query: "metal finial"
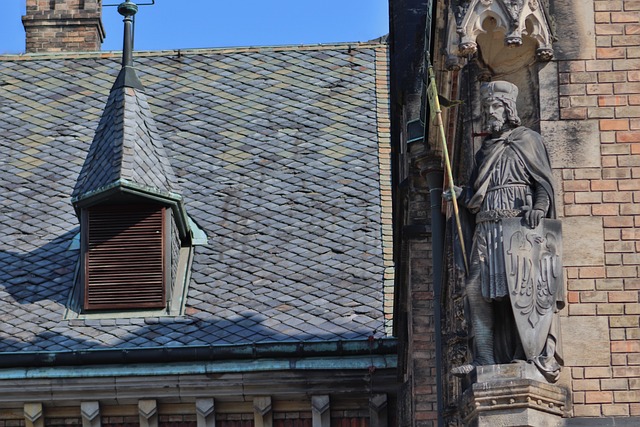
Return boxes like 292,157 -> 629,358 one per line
118,0 -> 139,18
118,1 -> 138,67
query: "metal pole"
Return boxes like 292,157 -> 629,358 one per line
426,66 -> 469,275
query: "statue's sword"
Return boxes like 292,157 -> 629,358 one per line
426,65 -> 470,275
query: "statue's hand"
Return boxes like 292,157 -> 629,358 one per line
443,185 -> 462,202
525,209 -> 544,228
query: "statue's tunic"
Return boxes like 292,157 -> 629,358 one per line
466,126 -> 556,302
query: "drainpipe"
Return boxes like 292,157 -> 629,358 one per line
423,159 -> 445,427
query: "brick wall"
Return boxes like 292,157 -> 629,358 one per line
404,158 -> 438,427
558,0 -> 640,418
22,0 -> 105,53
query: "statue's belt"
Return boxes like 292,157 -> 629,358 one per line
476,208 -> 524,223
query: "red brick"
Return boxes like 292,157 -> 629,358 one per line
611,341 -> 640,352
618,132 -> 640,142
610,291 -> 640,302
565,180 -> 591,191
560,107 -> 588,119
614,82 -> 640,93
574,379 -> 601,391
565,205 -> 591,216
599,95 -> 628,106
597,47 -> 626,58
601,71 -> 630,82
569,304 -> 598,315
593,204 -> 620,215
591,180 -> 618,191
618,179 -> 640,190
614,391 -> 640,402
586,391 -> 614,403
627,24 -> 640,34
604,405 -> 631,417
587,59 -> 613,72
614,59 -> 640,71
598,303 -> 625,314
607,266 -> 638,277
612,12 -> 640,22
574,405 -> 603,417
603,191 -> 633,202
580,267 -> 607,278
595,0 -> 623,11
568,279 -> 596,291
589,106 -> 616,118
612,35 -> 640,46
597,23 -> 625,35
587,366 -> 614,377
601,119 -> 630,130
575,192 -> 603,203
596,11 -> 612,23
604,216 -> 635,227
567,291 -> 580,303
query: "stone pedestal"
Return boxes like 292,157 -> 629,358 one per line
460,363 -> 569,427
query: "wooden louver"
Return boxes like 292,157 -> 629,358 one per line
84,205 -> 166,310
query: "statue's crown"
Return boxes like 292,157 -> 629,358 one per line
480,81 -> 518,102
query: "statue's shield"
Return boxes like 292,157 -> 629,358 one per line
502,218 -> 563,360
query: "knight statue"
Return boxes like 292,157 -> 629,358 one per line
448,80 -> 564,382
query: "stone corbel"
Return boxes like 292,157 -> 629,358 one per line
445,0 -> 554,70
81,402 -> 101,427
24,403 -> 44,427
138,399 -> 158,427
253,396 -> 273,427
369,394 -> 388,427
196,398 -> 216,427
311,395 -> 330,427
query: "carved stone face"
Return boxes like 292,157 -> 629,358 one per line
482,97 -> 507,133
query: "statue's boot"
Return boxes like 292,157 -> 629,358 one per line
468,278 -> 496,366
451,281 -> 496,377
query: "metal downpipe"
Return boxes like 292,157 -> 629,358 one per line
425,164 -> 445,427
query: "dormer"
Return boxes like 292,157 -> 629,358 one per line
70,1 -> 194,314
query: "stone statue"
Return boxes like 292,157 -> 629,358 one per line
448,81 -> 564,382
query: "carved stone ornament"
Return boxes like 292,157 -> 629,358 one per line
445,0 -> 554,69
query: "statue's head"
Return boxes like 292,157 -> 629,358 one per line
480,81 -> 521,133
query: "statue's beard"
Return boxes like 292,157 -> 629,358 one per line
485,116 -> 506,133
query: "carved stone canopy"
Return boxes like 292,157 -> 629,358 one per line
445,0 -> 554,70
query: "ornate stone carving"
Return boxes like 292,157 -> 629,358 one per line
445,0 -> 554,70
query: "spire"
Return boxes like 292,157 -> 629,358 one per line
72,0 -> 190,240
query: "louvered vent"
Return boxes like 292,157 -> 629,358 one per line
84,205 -> 166,310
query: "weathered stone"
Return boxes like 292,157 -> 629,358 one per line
562,217 -> 605,266
460,364 -> 569,427
539,62 -> 560,121
541,120 -> 601,169
550,0 -> 596,60
560,316 -> 611,367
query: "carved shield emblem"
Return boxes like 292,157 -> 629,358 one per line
502,218 -> 562,360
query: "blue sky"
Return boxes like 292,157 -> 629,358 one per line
1,0 -> 389,54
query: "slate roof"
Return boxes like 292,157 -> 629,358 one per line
0,43 -> 392,353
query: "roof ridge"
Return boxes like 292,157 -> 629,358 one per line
0,41 -> 388,62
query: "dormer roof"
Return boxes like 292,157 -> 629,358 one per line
71,75 -> 180,204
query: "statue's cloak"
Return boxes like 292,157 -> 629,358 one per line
468,126 -> 557,220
